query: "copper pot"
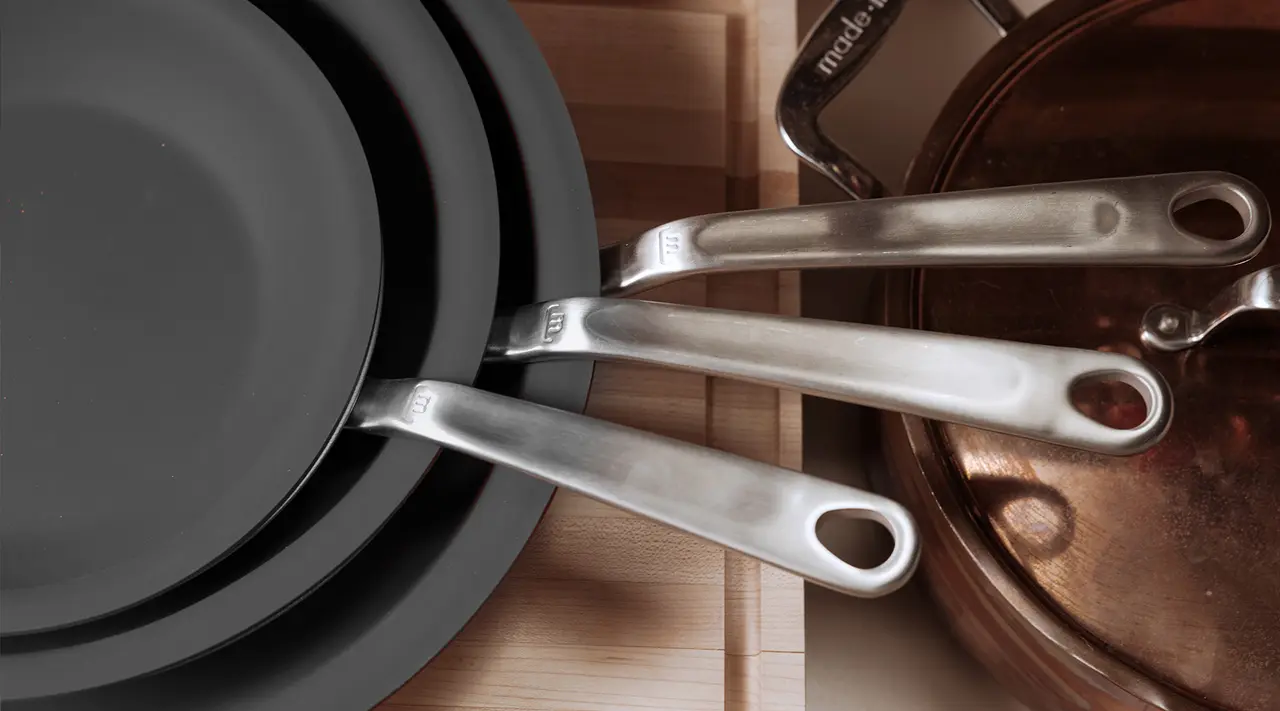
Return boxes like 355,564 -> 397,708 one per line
786,1 -> 1280,709
887,2 -> 1279,709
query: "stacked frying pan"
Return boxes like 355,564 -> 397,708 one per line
1,1 -> 1271,709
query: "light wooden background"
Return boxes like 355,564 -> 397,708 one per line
380,2 -> 804,709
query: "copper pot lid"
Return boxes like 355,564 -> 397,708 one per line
888,0 -> 1280,709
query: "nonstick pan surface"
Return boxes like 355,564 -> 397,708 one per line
0,0 -> 382,636
7,2 -> 594,708
1,0 -> 500,696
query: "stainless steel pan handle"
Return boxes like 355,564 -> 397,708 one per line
778,0 -> 1023,199
1141,265 -> 1278,351
348,379 -> 920,599
488,298 -> 1173,456
601,172 -> 1271,296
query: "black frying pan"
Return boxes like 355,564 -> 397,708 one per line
0,0 -> 385,635
2,0 -> 503,692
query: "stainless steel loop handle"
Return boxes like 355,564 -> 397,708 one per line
1141,265 -> 1279,351
777,0 -> 1023,199
488,298 -> 1174,456
349,379 -> 921,599
601,172 -> 1272,296
777,0 -> 906,199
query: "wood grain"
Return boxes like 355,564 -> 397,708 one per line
379,2 -> 802,709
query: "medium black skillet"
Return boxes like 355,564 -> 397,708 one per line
0,0 -> 386,635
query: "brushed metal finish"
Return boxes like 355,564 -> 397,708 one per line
486,297 -> 1174,456
600,172 -> 1271,297
778,0 -> 1024,199
347,379 -> 920,598
1142,265 -> 1278,351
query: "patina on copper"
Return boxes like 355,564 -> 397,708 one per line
880,1 -> 1280,710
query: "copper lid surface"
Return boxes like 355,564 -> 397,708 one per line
891,1 -> 1280,709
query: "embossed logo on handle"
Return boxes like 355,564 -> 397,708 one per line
410,384 -> 432,415
658,230 -> 682,265
542,303 -> 566,343
816,0 -> 890,77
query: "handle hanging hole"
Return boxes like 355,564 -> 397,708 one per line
816,509 -> 895,569
1171,185 -> 1249,241
1068,372 -> 1151,431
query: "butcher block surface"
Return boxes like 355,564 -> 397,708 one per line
377,1 -> 805,710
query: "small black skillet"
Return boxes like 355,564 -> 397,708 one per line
1,0 -> 501,695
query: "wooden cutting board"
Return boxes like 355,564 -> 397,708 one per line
379,2 -> 804,709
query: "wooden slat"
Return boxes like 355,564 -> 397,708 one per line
761,564 -> 805,654
512,4 -> 728,111
569,105 -> 726,168
389,643 -> 724,711
584,161 -> 728,223
517,0 -> 748,20
715,4 -> 804,711
586,362 -> 709,444
761,653 -> 806,711
509,513 -> 726,586
459,578 -> 726,650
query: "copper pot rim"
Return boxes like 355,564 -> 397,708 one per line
878,0 -> 1224,707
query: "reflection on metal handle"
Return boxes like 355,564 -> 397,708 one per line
1141,265 -> 1279,351
487,298 -> 1173,456
777,0 -> 1023,199
349,379 -> 920,598
600,172 -> 1271,296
